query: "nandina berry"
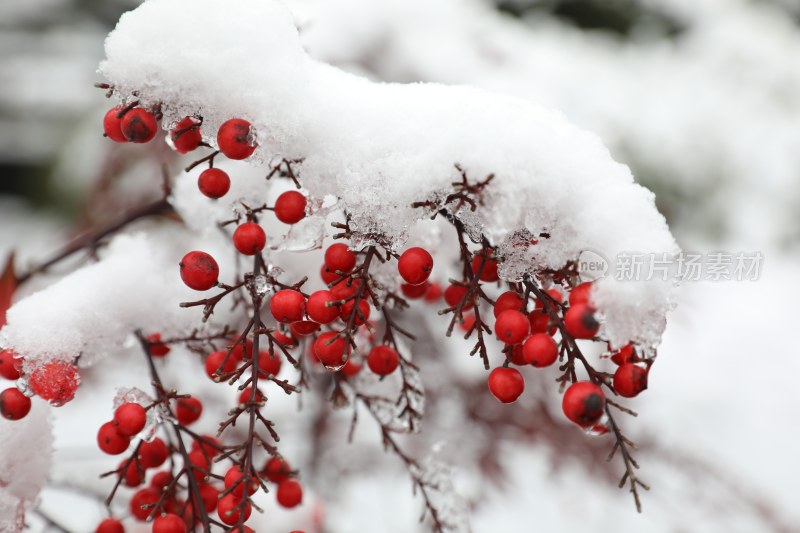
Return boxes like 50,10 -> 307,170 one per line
233,222 -> 266,255
139,437 -> 169,468
424,281 -> 443,302
340,298 -> 370,325
121,108 -> 158,143
610,343 -> 637,366
569,282 -> 593,307
320,264 -> 340,285
528,310 -> 554,335
258,350 -> 282,377
224,466 -> 258,497
0,387 -> 31,420
397,247 -> 434,285
98,421 -> 130,455
114,402 -> 147,437
508,344 -> 527,366
272,330 -> 297,348
277,479 -> 303,508
613,363 -> 649,398
205,350 -> 236,380
197,483 -> 219,511
217,118 -> 257,160
564,304 -> 599,339
494,291 -> 524,317
290,320 -> 321,337
96,518 -> 124,533
330,278 -> 360,300
28,360 -> 80,406
179,251 -> 219,291
119,459 -> 143,487
340,358 -> 361,377
313,332 -> 347,368
324,243 -> 357,274
263,456 -> 291,482
187,450 -> 210,480
495,310 -> 529,345
459,313 -> 476,332
444,283 -> 473,310
0,349 -> 21,380
522,333 -> 558,367
562,381 -> 606,426
175,397 -> 202,425
270,289 -> 306,323
217,493 -> 251,525
401,281 -> 429,299
238,386 -> 265,404
306,290 -> 340,324
146,333 -> 170,357
367,345 -> 399,376
150,471 -> 172,492
170,116 -> 202,154
130,487 -> 160,520
535,288 -> 563,309
487,367 -> 524,403
274,190 -> 307,224
152,513 -> 186,533
230,337 -> 253,362
197,168 -> 231,199
103,106 -> 127,143
471,250 -> 499,282
190,435 -> 221,458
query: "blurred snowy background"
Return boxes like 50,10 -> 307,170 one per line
1,0 -> 799,532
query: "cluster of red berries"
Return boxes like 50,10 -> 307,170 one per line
1,351 -> 81,422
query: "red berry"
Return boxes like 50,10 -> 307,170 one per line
340,298 -> 370,325
103,107 -> 127,143
270,289 -> 306,323
398,247 -> 434,285
96,518 -> 125,533
232,222 -> 266,255
564,304 -> 599,339
0,349 -> 21,380
444,284 -> 473,310
424,282 -> 443,302
313,332 -> 347,368
130,487 -> 159,521
276,479 -> 303,508
401,281 -> 428,299
610,343 -> 637,366
528,310 -> 554,335
324,243 -> 357,274
190,435 -> 221,458
224,466 -> 258,497
205,350 -> 237,381
320,264 -> 340,285
175,397 -> 202,425
119,459 -> 143,487
152,513 -> 186,533
494,310 -> 529,345
98,421 -> 130,455
471,251 -> 499,282
170,117 -> 202,154
217,493 -> 251,525
230,338 -> 253,362
290,320 -> 320,337
330,279 -> 360,301
150,471 -> 172,491
217,118 -> 257,160
139,438 -> 169,468
487,367 -> 524,403
179,251 -> 219,291
569,282 -> 593,307
197,168 -> 231,199
459,313 -> 476,332
28,360 -> 80,406
197,483 -> 219,511
238,386 -> 265,404
367,345 -> 399,376
306,290 -> 340,324
613,363 -> 648,398
272,331 -> 297,348
121,108 -> 158,144
562,381 -> 606,426
340,358 -> 361,377
187,450 -> 210,480
114,402 -> 147,437
521,334 -> 558,367
535,288 -> 563,309
274,190 -> 307,224
493,291 -> 524,317
262,456 -> 291,483
0,388 -> 31,420
146,334 -> 170,357
508,344 -> 527,366
257,350 -> 282,377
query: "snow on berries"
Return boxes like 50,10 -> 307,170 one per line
27,359 -> 80,406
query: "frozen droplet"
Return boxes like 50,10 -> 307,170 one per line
15,376 -> 33,397
254,274 -> 269,296
275,215 -> 325,252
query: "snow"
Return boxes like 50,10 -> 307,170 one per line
99,0 -> 678,348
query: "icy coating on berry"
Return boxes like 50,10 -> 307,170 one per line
98,0 -> 679,348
